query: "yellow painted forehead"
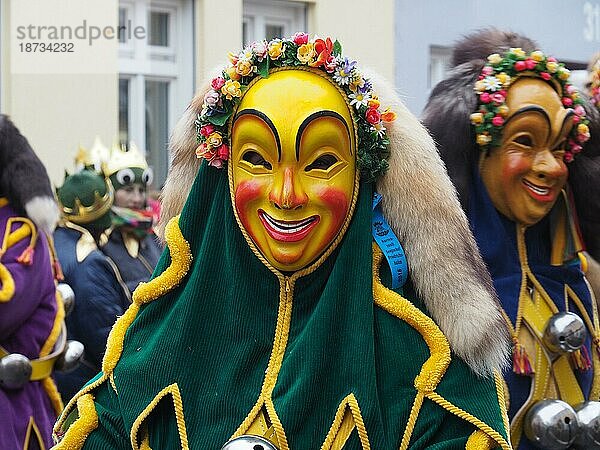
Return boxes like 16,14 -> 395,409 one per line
234,69 -> 356,151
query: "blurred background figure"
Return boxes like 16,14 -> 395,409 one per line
53,168 -> 130,403
100,142 -> 162,295
571,53 -> 600,298
422,29 -> 600,449
0,115 -> 64,449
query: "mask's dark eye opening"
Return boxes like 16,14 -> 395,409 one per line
514,135 -> 533,147
242,150 -> 272,170
305,154 -> 338,171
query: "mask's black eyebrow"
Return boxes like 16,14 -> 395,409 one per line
295,111 -> 351,161
504,106 -> 551,141
234,109 -> 281,160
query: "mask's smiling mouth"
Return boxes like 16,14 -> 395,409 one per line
258,209 -> 320,242
522,178 -> 555,201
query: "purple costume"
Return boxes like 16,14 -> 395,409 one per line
0,199 -> 61,449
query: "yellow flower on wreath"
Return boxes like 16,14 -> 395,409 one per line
221,80 -> 242,100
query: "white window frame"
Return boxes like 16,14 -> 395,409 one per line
429,45 -> 452,89
118,0 -> 193,186
243,0 -> 306,46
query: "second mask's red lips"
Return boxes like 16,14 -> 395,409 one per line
522,178 -> 556,202
258,210 -> 320,242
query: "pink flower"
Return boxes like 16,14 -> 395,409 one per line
566,84 -> 576,95
525,59 -> 537,70
499,89 -> 507,97
324,56 -> 337,73
208,158 -> 224,168
480,92 -> 491,103
540,72 -> 551,80
365,107 -> 381,125
211,77 -> 225,90
577,133 -> 589,143
200,124 -> 215,137
251,40 -> 268,60
492,115 -> 504,127
195,143 -> 208,158
204,90 -> 221,108
573,115 -> 580,124
481,66 -> 493,76
491,92 -> 505,104
571,143 -> 583,154
217,144 -> 229,160
547,56 -> 557,63
574,105 -> 586,116
562,97 -> 573,107
292,32 -> 309,45
514,61 -> 527,71
564,152 -> 574,162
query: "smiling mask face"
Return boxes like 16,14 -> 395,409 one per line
229,70 -> 357,272
479,77 -> 573,226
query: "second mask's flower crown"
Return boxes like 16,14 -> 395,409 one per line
470,48 -> 590,162
589,58 -> 600,109
194,33 -> 396,182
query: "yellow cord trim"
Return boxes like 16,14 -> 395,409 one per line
101,303 -> 141,373
321,394 -> 371,450
23,417 -> 45,450
52,394 -> 99,450
40,290 -> 65,357
465,430 -> 497,450
53,374 -> 107,439
130,383 -> 189,450
372,244 -> 451,392
494,372 -> 510,441
579,252 -> 589,273
0,262 -> 15,302
0,198 -> 8,208
102,215 -> 191,374
233,276 -> 294,449
7,223 -> 32,248
426,392 -> 511,450
400,392 -> 425,450
132,215 -> 192,305
140,431 -> 152,450
42,377 -> 64,415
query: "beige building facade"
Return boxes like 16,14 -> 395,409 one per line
0,0 -> 394,188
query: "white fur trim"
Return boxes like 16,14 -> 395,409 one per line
24,195 -> 59,234
368,69 -> 510,375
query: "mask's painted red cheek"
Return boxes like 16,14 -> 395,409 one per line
502,154 -> 531,180
317,186 -> 350,231
235,179 -> 265,222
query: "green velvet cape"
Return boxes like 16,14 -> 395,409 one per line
53,163 -> 511,450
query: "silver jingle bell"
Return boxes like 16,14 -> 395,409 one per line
56,283 -> 75,316
54,340 -> 84,372
542,312 -> 587,354
524,399 -> 579,449
221,435 -> 278,450
0,353 -> 32,389
573,401 -> 600,449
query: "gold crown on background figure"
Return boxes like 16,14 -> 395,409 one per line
104,141 -> 148,177
74,137 -> 111,172
58,180 -> 114,224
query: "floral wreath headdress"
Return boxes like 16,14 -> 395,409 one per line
470,48 -> 590,162
194,33 -> 397,182
588,57 -> 600,109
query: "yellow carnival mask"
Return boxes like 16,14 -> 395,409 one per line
229,69 -> 358,272
480,77 -> 573,226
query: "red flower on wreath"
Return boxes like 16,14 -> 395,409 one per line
365,107 -> 381,125
310,38 -> 334,68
